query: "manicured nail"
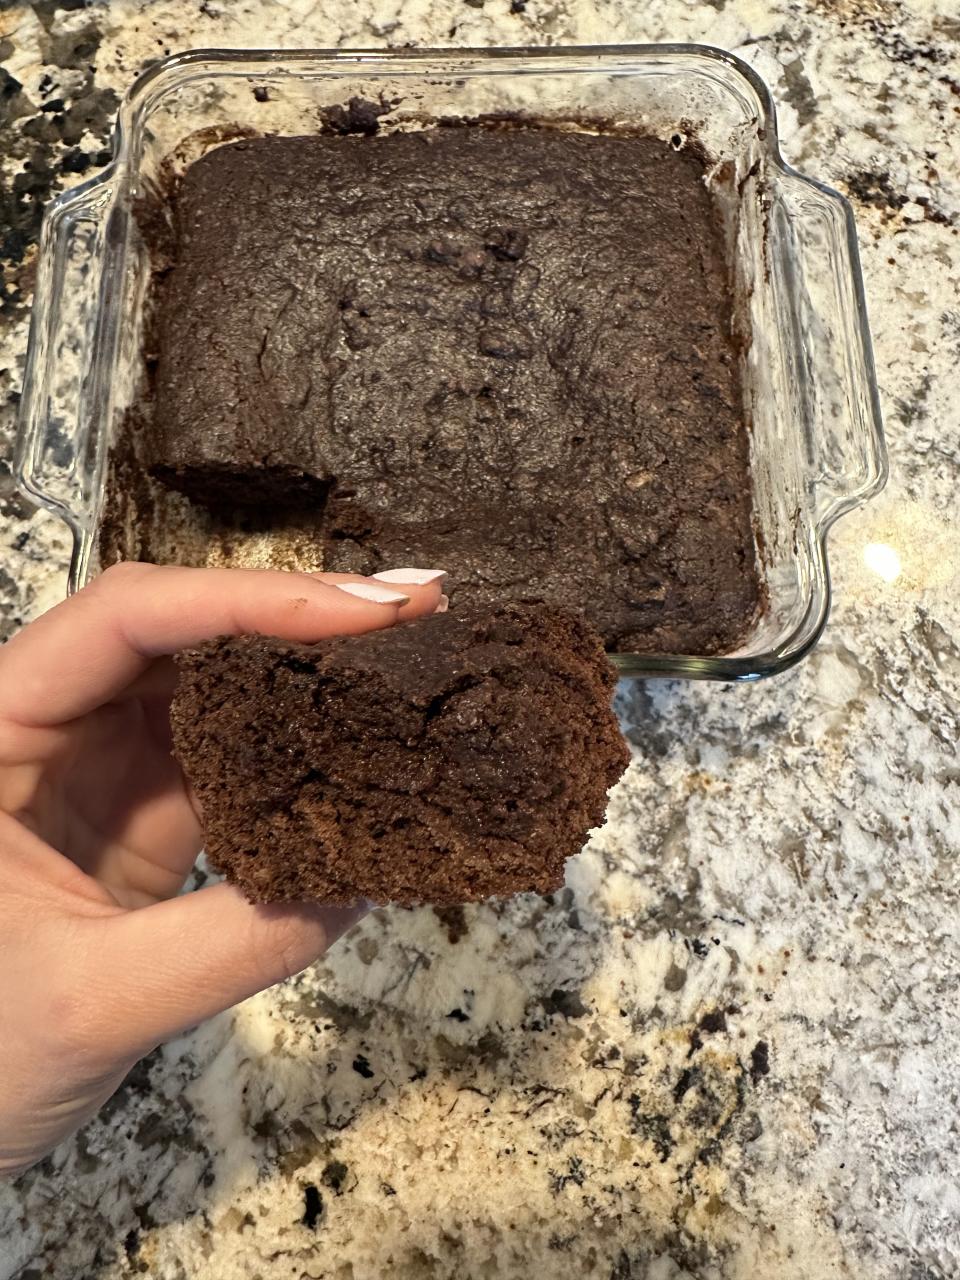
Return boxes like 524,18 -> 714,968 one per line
372,568 -> 447,586
335,582 -> 410,605
434,594 -> 450,614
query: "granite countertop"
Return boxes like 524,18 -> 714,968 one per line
1,2 -> 958,1277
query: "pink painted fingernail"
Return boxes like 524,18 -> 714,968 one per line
372,568 -> 447,586
434,594 -> 450,614
335,582 -> 410,605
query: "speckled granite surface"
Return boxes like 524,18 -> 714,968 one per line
1,2 -> 959,1278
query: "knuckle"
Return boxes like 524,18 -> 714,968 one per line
39,942 -> 116,1064
259,913 -> 319,985
46,980 -> 104,1058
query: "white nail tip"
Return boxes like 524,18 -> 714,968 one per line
371,568 -> 447,585
336,582 -> 410,605
434,595 -> 450,614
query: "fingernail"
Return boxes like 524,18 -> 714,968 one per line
434,594 -> 450,614
335,582 -> 410,605
372,568 -> 447,586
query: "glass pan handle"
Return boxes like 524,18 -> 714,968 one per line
773,174 -> 887,530
16,177 -> 116,536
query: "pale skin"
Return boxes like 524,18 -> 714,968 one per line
0,561 -> 446,1179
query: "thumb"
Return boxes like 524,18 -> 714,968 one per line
99,883 -> 367,1058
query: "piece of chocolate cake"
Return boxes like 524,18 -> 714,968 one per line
109,125 -> 760,656
170,603 -> 629,905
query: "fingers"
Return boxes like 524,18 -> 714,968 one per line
98,883 -> 368,1057
122,570 -> 448,704
0,563 -> 446,728
309,569 -> 447,622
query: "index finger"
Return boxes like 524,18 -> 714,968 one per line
0,562 -> 444,728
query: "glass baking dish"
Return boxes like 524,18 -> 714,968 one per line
15,44 -> 886,680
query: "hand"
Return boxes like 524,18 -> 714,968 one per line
0,561 -> 446,1178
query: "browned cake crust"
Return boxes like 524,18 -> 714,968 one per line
119,125 -> 759,655
170,604 -> 630,905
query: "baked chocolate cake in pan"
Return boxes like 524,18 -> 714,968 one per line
108,124 -> 760,655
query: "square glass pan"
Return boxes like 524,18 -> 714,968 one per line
16,44 -> 886,680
